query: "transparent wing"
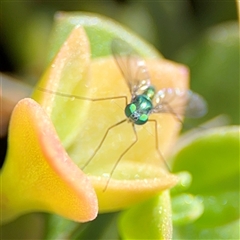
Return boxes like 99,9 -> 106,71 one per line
152,88 -> 207,118
111,38 -> 151,97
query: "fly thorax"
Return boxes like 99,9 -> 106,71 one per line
142,85 -> 156,100
125,95 -> 153,125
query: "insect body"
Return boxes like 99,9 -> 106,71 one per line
38,38 -> 207,191
125,86 -> 155,125
111,38 -> 207,122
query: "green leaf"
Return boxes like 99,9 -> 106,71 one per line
171,126 -> 239,238
172,194 -> 204,226
72,213 -> 119,240
172,126 -> 239,195
48,11 -> 161,63
118,191 -> 172,240
44,213 -> 120,240
195,191 -> 239,227
32,26 -> 92,149
173,219 -> 240,240
45,215 -> 80,240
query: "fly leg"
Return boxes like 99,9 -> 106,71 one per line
82,118 -> 128,170
148,119 -> 170,172
103,123 -> 138,192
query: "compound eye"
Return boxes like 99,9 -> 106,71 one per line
125,103 -> 136,118
135,114 -> 148,125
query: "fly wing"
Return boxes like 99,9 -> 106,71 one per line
152,88 -> 207,118
111,38 -> 150,97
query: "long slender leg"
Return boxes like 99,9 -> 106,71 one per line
148,119 -> 170,171
103,123 -> 138,192
38,86 -> 133,190
37,87 -> 128,105
82,119 -> 128,169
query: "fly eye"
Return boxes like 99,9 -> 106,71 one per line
134,114 -> 148,125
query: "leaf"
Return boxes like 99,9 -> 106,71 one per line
118,191 -> 172,240
172,193 -> 204,226
172,126 -> 239,195
47,11 -> 161,62
171,126 -> 239,238
1,98 -> 98,224
32,13 -> 191,212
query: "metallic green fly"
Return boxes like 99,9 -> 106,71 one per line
38,38 -> 207,190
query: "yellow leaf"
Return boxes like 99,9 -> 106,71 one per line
1,98 -> 98,224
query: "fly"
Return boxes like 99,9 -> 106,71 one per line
37,38 -> 207,191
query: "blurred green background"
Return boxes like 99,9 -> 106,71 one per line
1,1 -> 238,127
